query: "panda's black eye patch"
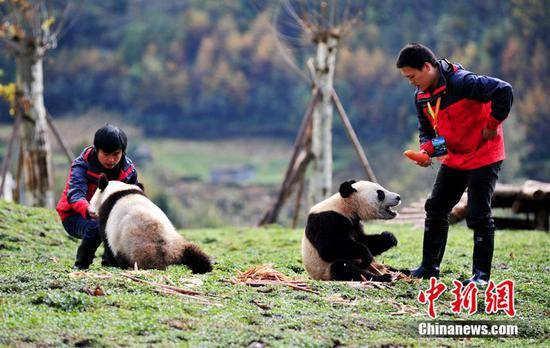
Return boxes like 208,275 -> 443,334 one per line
377,190 -> 385,201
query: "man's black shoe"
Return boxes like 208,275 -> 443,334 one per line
462,270 -> 490,287
74,238 -> 100,270
410,264 -> 440,279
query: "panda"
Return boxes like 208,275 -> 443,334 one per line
302,180 -> 402,282
89,173 -> 212,273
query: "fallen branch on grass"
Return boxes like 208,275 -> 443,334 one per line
366,261 -> 418,283
230,279 -> 319,294
229,264 -> 318,294
325,293 -> 359,305
374,298 -> 423,317
154,287 -> 219,306
234,264 -> 296,282
68,271 -> 113,279
68,270 -> 216,304
354,278 -> 392,289
121,272 -> 201,295
120,272 -> 220,306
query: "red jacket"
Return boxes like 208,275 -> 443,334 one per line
56,146 -> 137,221
415,60 -> 513,170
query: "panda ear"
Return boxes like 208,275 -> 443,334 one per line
339,180 -> 357,198
98,173 -> 109,191
136,182 -> 145,193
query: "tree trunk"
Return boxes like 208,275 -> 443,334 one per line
15,50 -> 54,208
308,35 -> 338,206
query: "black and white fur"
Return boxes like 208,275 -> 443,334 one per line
89,174 -> 212,273
302,180 -> 401,282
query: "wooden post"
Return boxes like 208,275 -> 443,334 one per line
16,51 -> 55,208
308,34 -> 338,205
0,114 -> 21,197
14,143 -> 24,203
259,148 -> 313,226
534,208 -> 549,231
262,4 -> 379,226
46,112 -> 74,163
258,90 -> 318,225
291,174 -> 306,229
331,90 -> 378,183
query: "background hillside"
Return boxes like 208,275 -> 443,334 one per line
0,0 -> 548,226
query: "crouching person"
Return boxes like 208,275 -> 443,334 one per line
56,124 -> 139,269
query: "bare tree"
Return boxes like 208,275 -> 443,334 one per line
259,0 -> 377,225
0,0 -> 72,207
281,1 -> 366,206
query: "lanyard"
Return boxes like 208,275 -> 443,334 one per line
427,97 -> 441,133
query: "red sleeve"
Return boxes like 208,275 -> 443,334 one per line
70,199 -> 89,219
420,140 -> 435,156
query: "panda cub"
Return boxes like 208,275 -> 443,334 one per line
302,180 -> 401,282
89,174 -> 212,273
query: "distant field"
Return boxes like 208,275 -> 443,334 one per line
0,123 -> 294,204
0,124 -> 298,185
142,138 -> 293,185
0,201 -> 548,346
0,122 -> 366,187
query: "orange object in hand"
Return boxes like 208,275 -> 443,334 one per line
403,150 -> 430,165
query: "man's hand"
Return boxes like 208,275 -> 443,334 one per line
404,149 -> 431,167
416,150 -> 432,167
87,206 -> 98,219
482,126 -> 497,140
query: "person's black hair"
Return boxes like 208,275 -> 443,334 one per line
93,124 -> 127,153
396,43 -> 437,70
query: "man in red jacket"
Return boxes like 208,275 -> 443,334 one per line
56,124 -> 138,269
396,43 -> 513,286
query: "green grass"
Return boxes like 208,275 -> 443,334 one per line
0,200 -> 548,347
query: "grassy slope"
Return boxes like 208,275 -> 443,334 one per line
0,200 -> 548,347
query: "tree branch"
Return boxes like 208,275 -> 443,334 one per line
270,5 -> 309,83
0,38 -> 24,52
281,0 -> 310,33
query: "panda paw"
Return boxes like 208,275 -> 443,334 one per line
381,231 -> 398,248
373,273 -> 393,282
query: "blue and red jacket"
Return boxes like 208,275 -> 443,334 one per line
56,146 -> 138,221
415,59 -> 513,170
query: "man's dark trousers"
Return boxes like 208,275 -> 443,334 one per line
417,161 -> 502,279
62,214 -> 102,269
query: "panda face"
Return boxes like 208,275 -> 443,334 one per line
351,181 -> 401,220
